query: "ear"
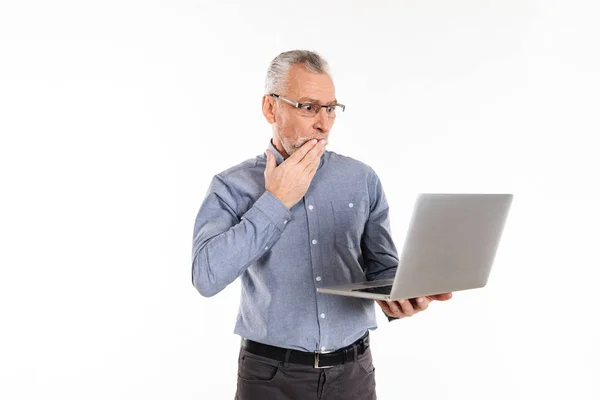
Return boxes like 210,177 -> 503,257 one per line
262,95 -> 276,124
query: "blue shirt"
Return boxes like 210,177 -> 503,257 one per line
192,140 -> 399,352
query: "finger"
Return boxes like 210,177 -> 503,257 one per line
398,299 -> 416,317
378,300 -> 403,318
288,139 -> 318,164
427,293 -> 453,302
376,300 -> 399,318
300,139 -> 327,168
387,301 -> 407,318
305,149 -> 324,178
375,300 -> 392,315
300,141 -> 325,172
302,150 -> 326,180
306,164 -> 319,181
413,297 -> 430,312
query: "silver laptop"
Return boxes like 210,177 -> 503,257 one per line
316,193 -> 513,301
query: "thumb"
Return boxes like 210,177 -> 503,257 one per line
427,293 -> 453,302
264,150 -> 276,176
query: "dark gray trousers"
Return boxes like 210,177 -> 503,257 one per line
235,345 -> 377,400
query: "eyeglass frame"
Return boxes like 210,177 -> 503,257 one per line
269,93 -> 345,117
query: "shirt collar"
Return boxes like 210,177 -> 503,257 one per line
265,139 -> 326,169
267,139 -> 285,166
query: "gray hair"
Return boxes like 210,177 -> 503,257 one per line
264,50 -> 330,95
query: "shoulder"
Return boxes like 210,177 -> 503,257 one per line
205,155 -> 265,210
326,150 -> 377,179
211,155 -> 265,187
325,151 -> 385,208
218,157 -> 261,179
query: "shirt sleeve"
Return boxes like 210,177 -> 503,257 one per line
191,174 -> 292,297
361,169 -> 399,283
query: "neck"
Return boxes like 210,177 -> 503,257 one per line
271,136 -> 290,159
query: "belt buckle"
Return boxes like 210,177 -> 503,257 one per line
314,350 -> 335,369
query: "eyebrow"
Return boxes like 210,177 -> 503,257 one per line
298,97 -> 338,105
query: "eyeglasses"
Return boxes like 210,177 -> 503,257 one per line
270,93 -> 345,118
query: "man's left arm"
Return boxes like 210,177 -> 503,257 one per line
361,169 -> 452,321
360,169 -> 400,321
361,169 -> 399,283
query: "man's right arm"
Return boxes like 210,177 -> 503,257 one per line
192,139 -> 326,297
191,174 -> 292,297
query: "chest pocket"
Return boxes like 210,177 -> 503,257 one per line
331,199 -> 368,249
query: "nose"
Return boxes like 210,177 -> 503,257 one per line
313,107 -> 332,133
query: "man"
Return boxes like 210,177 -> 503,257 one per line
191,50 -> 452,400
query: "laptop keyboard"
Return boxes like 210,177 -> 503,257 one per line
352,285 -> 393,295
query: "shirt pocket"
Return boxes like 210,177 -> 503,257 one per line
331,199 -> 368,249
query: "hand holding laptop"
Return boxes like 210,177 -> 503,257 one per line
376,292 -> 453,319
317,194 -> 513,302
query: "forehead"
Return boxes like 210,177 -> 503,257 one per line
285,64 -> 336,103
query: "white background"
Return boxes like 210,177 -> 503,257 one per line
1,1 -> 599,399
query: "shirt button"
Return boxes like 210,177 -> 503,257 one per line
349,203 -> 354,208
321,346 -> 326,352
264,246 -> 269,251
320,313 -> 326,319
308,204 -> 314,210
312,239 -> 318,245
316,276 -> 322,282
283,219 -> 288,225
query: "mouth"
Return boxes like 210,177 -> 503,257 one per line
293,137 -> 328,150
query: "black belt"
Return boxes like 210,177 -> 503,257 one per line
240,331 -> 370,369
